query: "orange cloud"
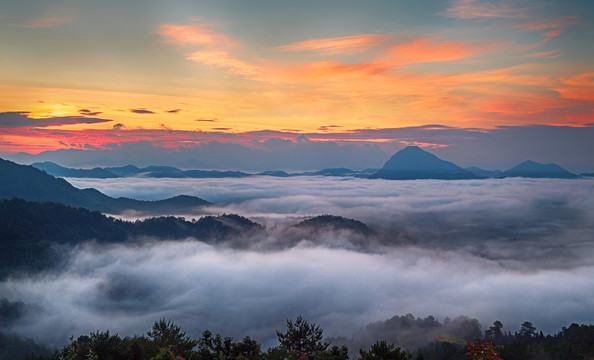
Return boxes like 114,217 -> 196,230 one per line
441,0 -> 525,19
526,50 -> 562,58
157,23 -> 235,46
276,34 -> 391,54
186,50 -> 261,76
516,16 -> 578,30
385,37 -> 489,65
556,73 -> 594,101
543,29 -> 562,42
297,60 -> 390,80
476,94 -> 565,116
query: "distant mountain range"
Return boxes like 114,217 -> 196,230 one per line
370,146 -> 581,180
17,147 -> 588,182
1,158 -> 211,214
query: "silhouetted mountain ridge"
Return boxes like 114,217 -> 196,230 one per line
0,198 -> 261,278
370,146 -> 482,180
0,158 -> 211,214
294,215 -> 374,236
500,160 -> 579,179
32,161 -> 121,178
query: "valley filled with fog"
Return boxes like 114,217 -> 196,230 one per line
3,176 -> 594,349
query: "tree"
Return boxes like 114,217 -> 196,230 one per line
232,336 -> 262,360
464,341 -> 503,360
484,321 -> 504,344
359,340 -> 410,360
518,321 -> 536,341
276,316 -> 329,358
147,319 -> 197,357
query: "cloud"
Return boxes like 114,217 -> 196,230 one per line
276,34 -> 392,55
3,178 -> 594,349
166,109 -> 182,114
158,21 -> 259,77
516,16 -> 578,31
555,73 -> 594,102
186,50 -> 261,76
79,109 -> 103,116
158,23 -> 236,47
318,125 -> 342,132
440,0 -> 527,19
113,123 -> 124,130
130,108 -> 155,114
0,112 -> 111,128
526,50 -> 562,58
385,37 -> 491,65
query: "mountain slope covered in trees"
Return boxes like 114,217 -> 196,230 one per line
0,158 -> 211,214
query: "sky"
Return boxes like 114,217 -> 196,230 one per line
1,0 -> 593,169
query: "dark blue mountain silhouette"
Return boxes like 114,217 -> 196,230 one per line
104,164 -> 142,176
501,161 -> 579,179
32,161 -> 120,178
0,158 -> 211,214
465,166 -> 503,178
257,170 -> 291,177
370,146 -> 482,180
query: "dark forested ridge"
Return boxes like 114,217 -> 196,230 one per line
0,198 -> 384,278
0,199 -> 261,278
2,315 -> 594,360
0,158 -> 211,214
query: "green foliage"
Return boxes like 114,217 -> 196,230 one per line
276,316 -> 329,358
6,313 -> 594,360
147,319 -> 197,358
150,347 -> 184,360
359,340 -> 410,360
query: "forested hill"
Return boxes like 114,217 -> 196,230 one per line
2,315 -> 594,360
0,198 -> 261,279
0,158 -> 211,214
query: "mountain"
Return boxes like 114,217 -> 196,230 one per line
500,161 -> 579,179
32,161 -> 121,178
465,166 -> 503,178
581,172 -> 594,177
0,198 -> 260,278
370,146 -> 482,180
104,164 -> 142,176
0,158 -> 211,214
312,168 -> 357,176
257,170 -> 291,177
279,214 -> 379,250
294,215 -> 375,236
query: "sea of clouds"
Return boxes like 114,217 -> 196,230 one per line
3,177 -> 594,349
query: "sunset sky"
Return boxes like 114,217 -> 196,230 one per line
1,0 -> 593,161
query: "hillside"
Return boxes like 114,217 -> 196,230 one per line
0,198 -> 261,278
0,158 -> 211,214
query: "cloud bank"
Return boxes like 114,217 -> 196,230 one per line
2,177 -> 594,350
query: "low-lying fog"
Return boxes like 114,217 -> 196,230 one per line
3,177 -> 594,349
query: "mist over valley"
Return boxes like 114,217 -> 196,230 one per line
3,173 -> 594,354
